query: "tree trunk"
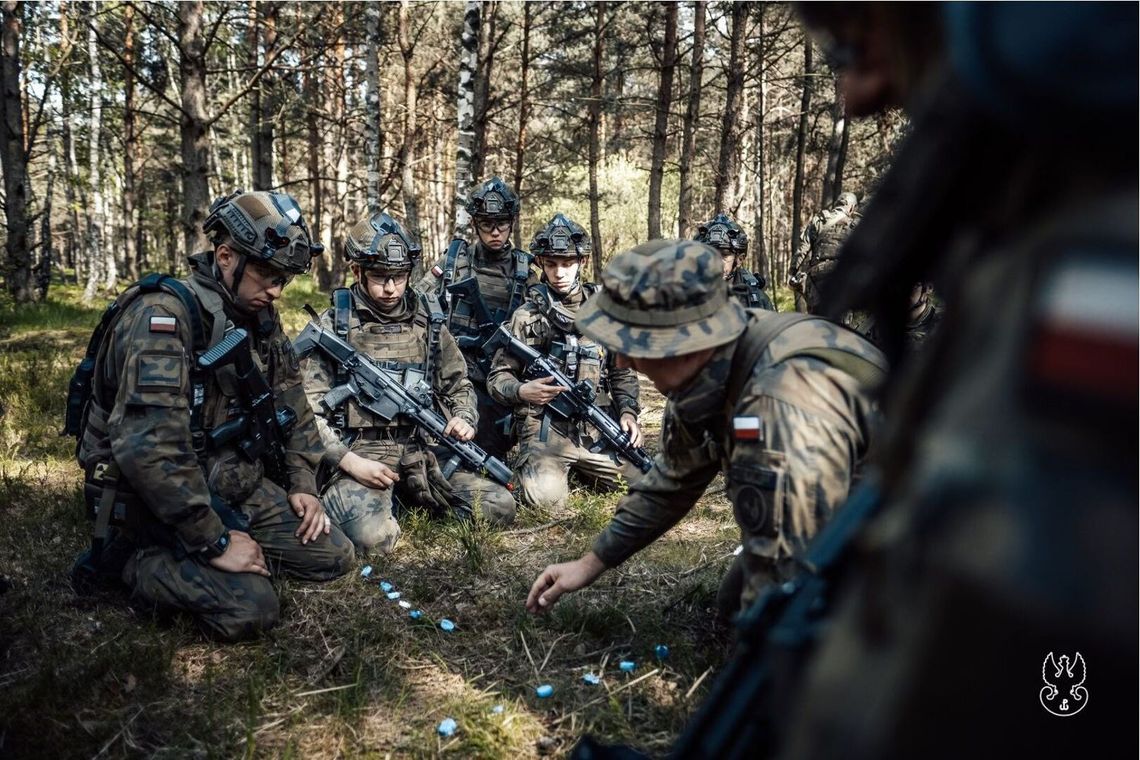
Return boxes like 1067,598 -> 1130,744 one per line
179,0 -> 210,258
676,0 -> 705,239
511,1 -> 531,250
471,0 -> 497,181
752,4 -> 767,281
790,37 -> 813,262
588,1 -> 605,280
646,1 -> 677,239
304,24 -> 329,289
0,0 -> 31,301
249,0 -> 277,191
58,0 -> 78,278
364,1 -> 381,214
455,0 -> 479,234
38,159 -> 54,299
820,74 -> 846,208
833,104 -> 850,203
320,1 -> 346,288
122,2 -> 139,280
82,4 -> 106,301
714,1 -> 747,213
397,1 -> 420,243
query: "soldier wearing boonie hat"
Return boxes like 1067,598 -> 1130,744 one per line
526,239 -> 888,617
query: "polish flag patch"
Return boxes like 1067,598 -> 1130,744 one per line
431,265 -> 444,278
733,416 -> 762,441
149,316 -> 178,333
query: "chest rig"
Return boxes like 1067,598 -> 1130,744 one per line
328,288 -> 444,432
730,268 -> 768,309
442,241 -> 532,348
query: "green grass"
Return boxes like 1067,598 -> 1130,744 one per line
0,281 -> 738,759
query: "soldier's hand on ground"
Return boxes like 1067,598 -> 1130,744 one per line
443,416 -> 475,442
289,492 -> 331,545
519,376 -> 569,405
620,412 -> 643,448
341,451 -> 400,489
208,530 -> 271,577
526,552 -> 607,614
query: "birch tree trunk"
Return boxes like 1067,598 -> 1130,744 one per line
588,1 -> 605,280
454,0 -> 479,234
472,1 -> 498,181
511,1 -> 532,250
122,2 -> 139,279
677,0 -> 705,239
790,37 -> 813,261
364,1 -> 381,214
820,75 -> 846,207
714,1 -> 747,213
0,0 -> 32,301
646,1 -> 677,239
303,23 -> 329,289
752,5 -> 768,282
397,0 -> 420,242
82,5 -> 106,301
321,1 -> 346,287
179,0 -> 210,258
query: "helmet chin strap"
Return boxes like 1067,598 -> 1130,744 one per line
213,249 -> 252,310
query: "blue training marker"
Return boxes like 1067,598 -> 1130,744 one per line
360,565 -> 373,578
582,673 -> 601,685
386,591 -> 401,601
380,581 -> 394,593
655,644 -> 670,661
619,660 -> 636,673
439,619 -> 456,632
535,684 -> 554,698
409,610 -> 423,620
437,717 -> 457,737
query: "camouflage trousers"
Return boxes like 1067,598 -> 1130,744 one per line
515,425 -> 645,512
717,360 -> 866,617
472,381 -> 515,461
122,478 -> 355,642
321,437 -> 516,555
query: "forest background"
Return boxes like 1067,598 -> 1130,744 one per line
0,2 -> 907,757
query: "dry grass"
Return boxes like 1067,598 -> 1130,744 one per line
0,280 -> 740,758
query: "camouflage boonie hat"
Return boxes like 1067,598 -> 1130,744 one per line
576,239 -> 747,358
344,211 -> 421,272
204,190 -> 323,274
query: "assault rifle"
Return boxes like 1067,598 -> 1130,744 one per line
447,275 -> 511,365
292,317 -> 514,488
496,325 -> 654,474
199,328 -> 296,490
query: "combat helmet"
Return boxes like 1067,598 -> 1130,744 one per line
465,176 -> 521,221
530,213 -> 592,259
204,190 -> 323,276
576,240 -> 747,358
694,212 -> 749,254
344,212 -> 421,272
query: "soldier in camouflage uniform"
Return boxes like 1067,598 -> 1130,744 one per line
415,177 -> 538,460
302,213 -> 516,555
76,190 -> 354,641
790,192 -> 859,314
695,212 -> 777,312
525,240 -> 886,616
846,282 -> 944,353
486,214 -> 644,512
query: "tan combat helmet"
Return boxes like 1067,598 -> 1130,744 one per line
576,239 -> 747,358
203,190 -> 323,275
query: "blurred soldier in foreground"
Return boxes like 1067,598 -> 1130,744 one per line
486,214 -> 644,512
695,212 -> 777,312
416,177 -> 538,460
302,213 -> 515,555
847,281 -> 943,353
789,192 -> 859,314
72,191 -> 354,641
768,3 -> 1138,757
525,240 -> 885,617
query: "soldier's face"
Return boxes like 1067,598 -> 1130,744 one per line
475,219 -> 512,251
539,256 -> 583,295
720,252 -> 737,279
360,267 -> 409,308
615,348 -> 716,396
217,244 -> 289,312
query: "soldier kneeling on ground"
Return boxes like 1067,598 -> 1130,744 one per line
302,212 -> 515,556
69,190 -> 354,642
525,240 -> 885,619
486,214 -> 645,513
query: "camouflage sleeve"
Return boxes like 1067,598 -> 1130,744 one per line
412,255 -> 445,296
299,309 -> 349,468
271,319 -> 322,497
106,294 -> 223,554
591,404 -> 720,567
435,326 -> 477,426
485,305 -> 541,406
607,357 -> 641,417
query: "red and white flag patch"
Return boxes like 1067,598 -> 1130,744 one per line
149,316 -> 178,333
733,416 -> 762,441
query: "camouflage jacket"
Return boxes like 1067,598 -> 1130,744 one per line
591,311 -> 885,567
415,240 -> 538,382
728,266 -> 777,311
486,283 -> 640,441
792,207 -> 859,278
77,252 -> 324,554
301,285 -> 476,467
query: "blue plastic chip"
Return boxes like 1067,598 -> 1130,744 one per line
535,684 -> 554,698
619,660 -> 636,673
386,591 -> 401,600
360,565 -> 373,578
380,581 -> 394,593
655,644 -> 670,661
582,673 -> 601,685
409,610 -> 422,620
490,704 -> 505,715
439,619 -> 456,632
437,717 -> 457,737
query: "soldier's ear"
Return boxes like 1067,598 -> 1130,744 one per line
215,243 -> 236,272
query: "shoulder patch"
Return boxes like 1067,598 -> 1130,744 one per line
136,351 -> 184,390
733,416 -> 762,442
149,315 -> 178,333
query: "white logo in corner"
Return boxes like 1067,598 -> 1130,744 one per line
1040,652 -> 1088,717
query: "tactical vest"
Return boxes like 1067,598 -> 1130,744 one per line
441,240 -> 532,343
729,267 -> 776,311
806,210 -> 858,281
327,287 -> 442,432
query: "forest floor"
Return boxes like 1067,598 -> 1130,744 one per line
0,278 -> 743,759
